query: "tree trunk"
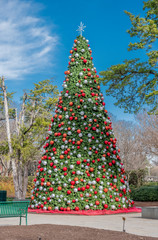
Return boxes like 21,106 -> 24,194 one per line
15,108 -> 20,135
13,164 -> 28,200
13,165 -> 23,199
1,77 -> 29,200
1,76 -> 13,176
18,161 -> 23,199
127,171 -> 130,183
1,76 -> 13,156
1,76 -> 21,199
0,158 -> 8,176
22,164 -> 28,199
13,163 -> 20,199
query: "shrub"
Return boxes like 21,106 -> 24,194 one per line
144,182 -> 158,186
0,177 -> 14,197
128,169 -> 147,188
130,186 -> 158,201
0,176 -> 34,198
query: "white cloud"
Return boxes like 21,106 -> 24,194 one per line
0,0 -> 58,80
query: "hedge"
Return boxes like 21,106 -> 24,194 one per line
130,186 -> 158,201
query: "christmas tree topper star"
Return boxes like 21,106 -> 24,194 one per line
76,22 -> 86,37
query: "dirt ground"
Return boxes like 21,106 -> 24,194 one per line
0,224 -> 157,240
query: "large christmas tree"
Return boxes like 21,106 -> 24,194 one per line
30,27 -> 134,212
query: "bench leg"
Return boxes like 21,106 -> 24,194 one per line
19,216 -> 21,225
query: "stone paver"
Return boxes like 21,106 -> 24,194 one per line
0,212 -> 158,238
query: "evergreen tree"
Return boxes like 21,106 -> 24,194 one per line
30,35 -> 134,211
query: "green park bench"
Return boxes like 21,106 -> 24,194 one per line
0,201 -> 30,225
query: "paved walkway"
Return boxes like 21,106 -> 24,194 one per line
0,212 -> 158,238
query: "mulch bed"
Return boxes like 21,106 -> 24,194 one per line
0,224 -> 157,240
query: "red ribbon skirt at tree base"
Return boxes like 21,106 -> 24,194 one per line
28,207 -> 141,215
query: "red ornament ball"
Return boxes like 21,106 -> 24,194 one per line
95,201 -> 100,205
104,204 -> 108,209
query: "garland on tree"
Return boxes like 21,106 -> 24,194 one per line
30,35 -> 134,212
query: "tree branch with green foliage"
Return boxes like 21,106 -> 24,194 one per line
0,78 -> 59,199
100,0 -> 158,114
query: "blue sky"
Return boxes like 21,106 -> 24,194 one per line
0,0 -> 145,121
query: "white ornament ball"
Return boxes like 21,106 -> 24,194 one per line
85,205 -> 89,210
79,72 -> 83,76
111,205 -> 115,210
70,165 -> 74,169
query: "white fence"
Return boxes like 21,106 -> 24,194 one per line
145,176 -> 158,182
